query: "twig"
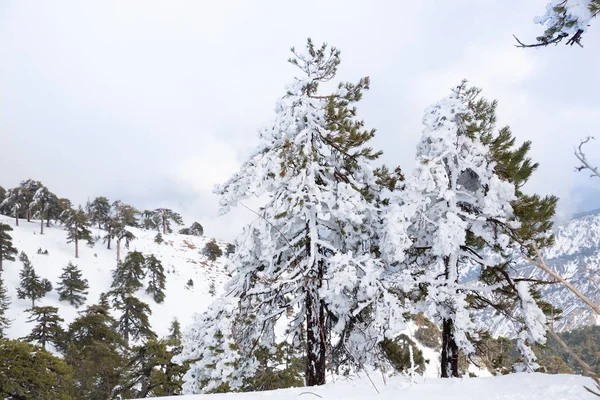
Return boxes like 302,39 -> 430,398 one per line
298,392 -> 323,398
575,137 -> 600,178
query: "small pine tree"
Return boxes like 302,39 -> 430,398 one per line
145,255 -> 166,304
168,318 -> 182,345
154,232 -> 164,244
0,223 -> 18,271
57,262 -> 89,308
110,251 -> 145,295
0,277 -> 11,337
225,243 -> 235,257
64,206 -> 93,258
208,281 -> 216,297
189,222 -> 204,236
186,279 -> 193,289
16,252 -> 49,307
202,239 -> 222,261
22,306 -> 64,350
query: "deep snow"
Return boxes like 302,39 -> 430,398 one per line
145,373 -> 595,400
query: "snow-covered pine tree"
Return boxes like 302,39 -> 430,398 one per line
518,0 -> 599,47
30,186 -> 55,235
110,251 -> 145,295
17,252 -> 51,307
63,206 -> 92,258
383,83 -> 555,378
19,179 -> 43,223
1,187 -> 27,226
0,276 -> 10,337
155,208 -> 183,234
57,262 -> 89,308
106,201 -> 137,261
177,40 -> 406,392
22,306 -> 65,350
141,209 -> 161,231
0,223 -> 18,272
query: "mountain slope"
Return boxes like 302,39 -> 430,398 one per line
0,214 -> 230,342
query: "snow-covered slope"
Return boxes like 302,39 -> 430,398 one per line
0,214 -> 230,341
145,373 -> 594,400
488,211 -> 600,335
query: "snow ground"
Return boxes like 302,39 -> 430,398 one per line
146,373 -> 595,400
0,214 -> 230,342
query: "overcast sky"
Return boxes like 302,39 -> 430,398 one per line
1,1 -> 599,241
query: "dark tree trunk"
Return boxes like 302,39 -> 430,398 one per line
15,215 -> 18,227
26,208 -> 31,222
75,224 -> 79,258
0,254 -> 3,272
46,216 -> 50,228
40,217 -> 44,235
441,318 -> 460,377
304,221 -> 326,386
440,255 -> 460,378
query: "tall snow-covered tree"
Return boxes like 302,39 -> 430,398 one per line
30,186 -> 55,235
86,196 -> 111,229
57,262 -> 89,308
383,83 -> 556,378
0,223 -> 17,272
0,276 -> 10,337
105,201 -> 137,260
19,179 -> 42,222
517,0 -> 599,47
63,206 -> 92,258
1,187 -> 27,226
17,252 -> 51,307
145,254 -> 166,304
177,40 -> 406,392
22,306 -> 64,350
155,208 -> 183,234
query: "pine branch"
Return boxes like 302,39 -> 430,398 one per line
575,136 -> 600,178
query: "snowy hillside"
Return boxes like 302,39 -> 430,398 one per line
0,214 -> 230,341
489,210 -> 600,335
145,373 -> 594,400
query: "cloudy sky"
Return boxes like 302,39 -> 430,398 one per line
1,1 -> 599,241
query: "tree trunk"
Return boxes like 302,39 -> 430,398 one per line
440,255 -> 460,378
15,214 -> 18,227
26,208 -> 31,222
162,211 -> 167,235
441,318 -> 460,377
46,216 -> 50,228
0,255 -> 3,272
117,238 -> 121,262
304,221 -> 326,386
40,216 -> 44,235
75,225 -> 79,258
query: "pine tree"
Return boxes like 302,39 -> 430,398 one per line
141,209 -> 160,230
30,185 -> 55,235
111,251 -> 145,295
17,252 -> 50,307
201,239 -> 222,261
154,232 -> 164,244
86,196 -> 111,229
383,82 -> 556,377
63,299 -> 127,399
0,186 -> 5,211
178,40 -> 406,392
57,262 -> 89,308
517,0 -> 599,47
180,221 -> 204,236
1,187 -> 27,226
113,293 -> 156,344
0,276 -> 11,337
155,208 -> 183,234
168,318 -> 182,345
63,206 -> 92,258
121,339 -> 187,398
0,223 -> 17,272
19,179 -> 43,223
145,254 -> 166,304
0,338 -> 75,399
22,306 -> 64,349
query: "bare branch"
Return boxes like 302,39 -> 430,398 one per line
575,136 -> 600,178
